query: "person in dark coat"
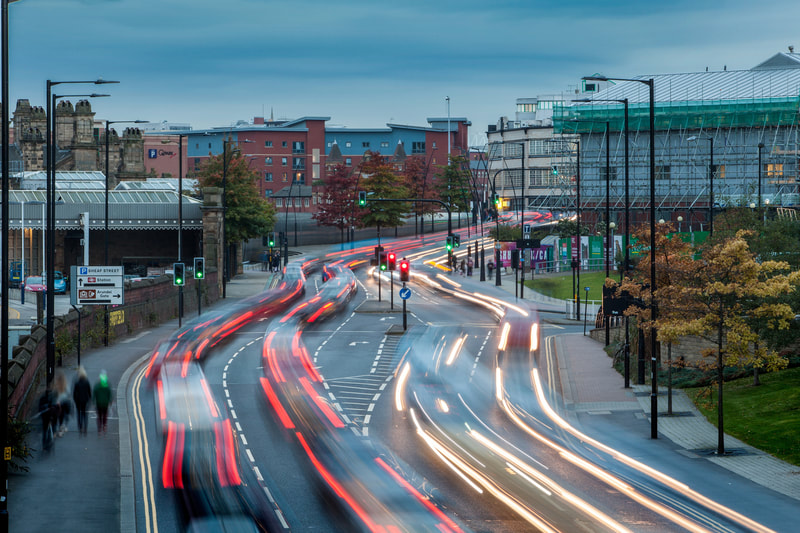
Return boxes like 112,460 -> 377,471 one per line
38,385 -> 58,451
72,366 -> 92,435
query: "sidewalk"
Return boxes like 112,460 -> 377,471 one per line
8,269 -> 275,533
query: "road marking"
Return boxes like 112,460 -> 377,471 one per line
121,331 -> 150,343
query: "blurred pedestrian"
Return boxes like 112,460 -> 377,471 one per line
72,366 -> 92,436
467,257 -> 474,276
37,385 -> 58,452
93,370 -> 113,435
487,260 -> 494,278
54,370 -> 71,437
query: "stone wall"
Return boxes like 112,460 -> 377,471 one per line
591,325 -> 719,364
9,269 -> 221,419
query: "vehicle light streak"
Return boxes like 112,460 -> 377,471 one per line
157,380 -> 166,421
395,362 -> 411,412
200,378 -> 220,418
444,335 -> 466,366
526,369 -> 777,533
505,462 -> 551,496
259,377 -> 295,429
530,323 -> 539,351
299,376 -> 345,428
435,274 -> 462,288
470,429 -> 632,532
497,323 -> 511,351
374,457 -> 463,533
194,338 -> 210,360
294,431 -> 385,533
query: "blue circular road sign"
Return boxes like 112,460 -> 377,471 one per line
399,287 -> 411,300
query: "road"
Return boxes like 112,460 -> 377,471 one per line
121,234 -> 795,532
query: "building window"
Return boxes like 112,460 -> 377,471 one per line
265,157 -> 273,165
294,172 -> 305,184
281,157 -> 288,166
529,168 -> 560,187
345,158 -> 352,166
345,141 -> 352,148
712,164 -> 726,180
265,141 -> 273,147
265,172 -> 273,182
294,198 -> 301,207
292,157 -> 305,170
304,198 -> 310,207
265,190 -> 273,198
489,143 -> 502,160
362,142 -> 370,148
504,143 -> 523,158
282,141 -> 287,148
276,198 -> 283,208
432,142 -> 437,149
292,141 -> 305,154
656,165 -> 671,181
504,169 -> 523,188
282,172 -> 288,182
411,141 -> 425,154
380,141 -> 389,148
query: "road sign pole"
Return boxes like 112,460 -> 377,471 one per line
390,270 -> 394,310
402,282 -> 407,330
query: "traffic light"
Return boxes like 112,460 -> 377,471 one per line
193,257 -> 205,279
379,252 -> 388,271
492,193 -> 500,206
453,234 -> 461,248
399,259 -> 410,282
173,262 -> 185,286
445,235 -> 454,251
551,165 -> 559,176
358,191 -> 367,206
387,251 -> 397,271
267,232 -> 276,247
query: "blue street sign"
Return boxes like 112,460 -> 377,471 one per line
148,148 -> 158,159
399,287 -> 411,300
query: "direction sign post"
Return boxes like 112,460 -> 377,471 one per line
401,283 -> 409,330
70,266 -> 124,306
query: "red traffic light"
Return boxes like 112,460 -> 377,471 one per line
399,259 -> 410,281
387,251 -> 397,271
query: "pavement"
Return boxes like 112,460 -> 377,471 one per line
7,245 -> 799,533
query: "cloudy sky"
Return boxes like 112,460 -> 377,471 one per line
9,0 -> 800,146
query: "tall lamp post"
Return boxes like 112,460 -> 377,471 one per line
688,135 -> 714,236
584,74 -> 656,437
45,79 -> 116,373
103,118 -> 145,343
757,142 -> 765,210
163,134 -> 186,323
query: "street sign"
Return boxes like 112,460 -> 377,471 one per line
523,224 -> 531,234
70,265 -> 124,306
399,287 -> 411,300
516,238 -> 541,249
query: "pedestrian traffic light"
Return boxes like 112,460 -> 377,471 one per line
453,234 -> 461,248
492,193 -> 500,206
173,262 -> 185,286
268,232 -> 276,247
379,252 -> 388,271
387,251 -> 397,271
358,191 -> 367,206
399,259 -> 410,282
445,235 -> 454,251
193,257 -> 205,279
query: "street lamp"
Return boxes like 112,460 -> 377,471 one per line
548,137 -> 581,320
102,118 -> 145,344
757,142 -> 765,210
162,134 -> 187,323
687,135 -> 714,236
584,74 -> 657,437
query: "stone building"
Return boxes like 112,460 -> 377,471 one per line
12,98 -> 146,185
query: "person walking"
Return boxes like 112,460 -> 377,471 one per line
72,366 -> 92,436
37,385 -> 59,452
93,370 -> 113,435
54,370 -> 71,437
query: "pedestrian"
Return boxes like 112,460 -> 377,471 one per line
38,385 -> 59,451
72,366 -> 92,435
93,370 -> 113,435
487,260 -> 494,278
459,259 -> 466,276
467,257 -> 474,276
54,370 -> 71,437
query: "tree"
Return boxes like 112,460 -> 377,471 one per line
652,230 -> 800,454
401,155 -> 437,232
358,152 -> 409,231
313,163 -> 359,243
197,147 -> 276,244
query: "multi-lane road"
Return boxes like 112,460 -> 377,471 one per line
121,235 -> 795,532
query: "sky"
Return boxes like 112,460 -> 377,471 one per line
8,0 -> 800,147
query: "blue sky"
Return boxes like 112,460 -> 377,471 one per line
9,0 -> 800,146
